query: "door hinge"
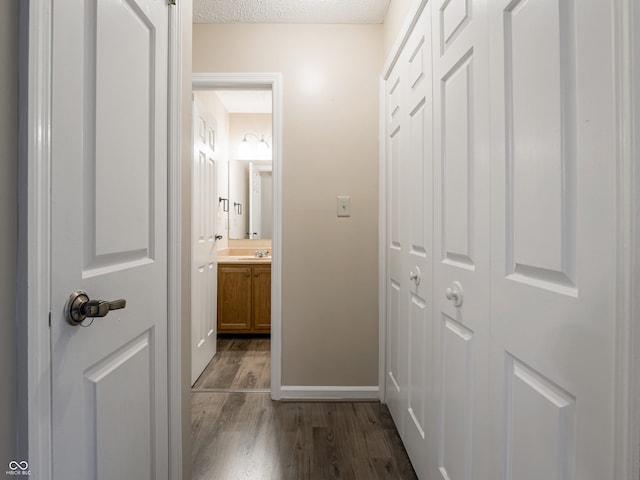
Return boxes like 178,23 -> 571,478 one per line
48,311 -> 51,327
168,0 -> 176,5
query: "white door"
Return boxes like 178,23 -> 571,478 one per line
50,0 -> 169,478
401,6 -> 436,479
385,52 -> 408,436
432,0 -> 491,479
191,95 -> 218,385
488,0 -> 617,478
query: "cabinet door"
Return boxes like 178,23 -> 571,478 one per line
217,266 -> 252,331
252,266 -> 271,331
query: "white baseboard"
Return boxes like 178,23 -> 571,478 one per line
280,385 -> 379,401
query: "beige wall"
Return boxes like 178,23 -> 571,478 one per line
194,24 -> 382,386
383,0 -> 417,62
180,1 -> 193,478
0,0 -> 18,467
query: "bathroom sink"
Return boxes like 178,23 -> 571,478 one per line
223,255 -> 271,262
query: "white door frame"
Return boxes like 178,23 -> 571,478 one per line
192,72 -> 283,400
18,1 -> 184,478
378,0 -> 640,478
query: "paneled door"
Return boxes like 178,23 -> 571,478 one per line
401,6 -> 436,479
488,0 -> 617,478
50,0 -> 169,478
432,0 -> 491,479
385,44 -> 408,434
191,95 -> 219,384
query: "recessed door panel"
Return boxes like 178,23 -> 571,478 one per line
506,356 -> 576,480
441,0 -> 471,50
92,0 -> 155,268
439,316 -> 473,480
86,332 -> 154,480
441,51 -> 474,268
504,0 -> 576,294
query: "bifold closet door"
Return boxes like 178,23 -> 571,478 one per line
432,0 -> 491,479
385,40 -> 408,437
400,7 -> 436,479
488,0 -> 617,478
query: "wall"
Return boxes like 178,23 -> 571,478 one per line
179,1 -> 193,478
383,0 -> 417,61
193,24 -> 382,387
0,0 -> 18,467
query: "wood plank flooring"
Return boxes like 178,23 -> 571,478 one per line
193,335 -> 271,391
191,336 -> 417,479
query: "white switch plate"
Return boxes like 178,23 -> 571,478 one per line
337,196 -> 351,217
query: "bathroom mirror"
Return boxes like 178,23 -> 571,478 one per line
193,89 -> 272,241
228,158 -> 272,239
225,102 -> 272,240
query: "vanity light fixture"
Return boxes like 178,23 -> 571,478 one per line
241,132 -> 270,148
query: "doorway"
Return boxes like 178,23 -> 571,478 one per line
191,73 -> 283,399
191,87 -> 273,392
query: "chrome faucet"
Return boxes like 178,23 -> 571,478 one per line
255,250 -> 270,258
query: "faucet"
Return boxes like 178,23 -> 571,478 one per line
255,250 -> 270,258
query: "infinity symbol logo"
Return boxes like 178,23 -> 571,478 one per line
8,461 -> 29,471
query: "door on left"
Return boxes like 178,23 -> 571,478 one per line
50,0 -> 169,478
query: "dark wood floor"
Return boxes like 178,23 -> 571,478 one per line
191,336 -> 417,480
193,335 -> 271,391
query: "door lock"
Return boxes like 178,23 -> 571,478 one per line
65,290 -> 127,326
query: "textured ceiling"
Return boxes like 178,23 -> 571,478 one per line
193,0 -> 391,24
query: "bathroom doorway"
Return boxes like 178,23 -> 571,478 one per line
190,73 -> 283,398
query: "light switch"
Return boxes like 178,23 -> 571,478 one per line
337,196 -> 351,217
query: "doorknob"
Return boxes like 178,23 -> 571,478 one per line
65,290 -> 127,326
215,234 -> 223,240
409,266 -> 422,286
445,281 -> 463,307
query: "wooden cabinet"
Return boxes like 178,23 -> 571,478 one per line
217,263 -> 271,333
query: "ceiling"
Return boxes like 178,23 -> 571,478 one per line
214,90 -> 273,113
193,0 -> 392,24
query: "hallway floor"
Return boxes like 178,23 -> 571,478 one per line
191,336 -> 417,480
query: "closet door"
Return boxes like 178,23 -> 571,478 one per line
488,1 -> 617,478
432,0 -> 491,479
401,6 -> 436,479
385,49 -> 408,435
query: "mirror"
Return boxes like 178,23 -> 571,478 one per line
227,107 -> 272,240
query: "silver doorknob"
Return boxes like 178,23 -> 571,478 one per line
409,266 -> 422,286
65,290 -> 127,326
445,281 -> 463,307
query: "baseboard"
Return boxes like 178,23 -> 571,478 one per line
280,385 -> 379,401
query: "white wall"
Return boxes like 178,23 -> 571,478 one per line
0,0 -> 19,467
193,24 -> 382,387
383,0 -> 416,60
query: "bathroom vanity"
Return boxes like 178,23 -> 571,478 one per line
217,257 -> 271,334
